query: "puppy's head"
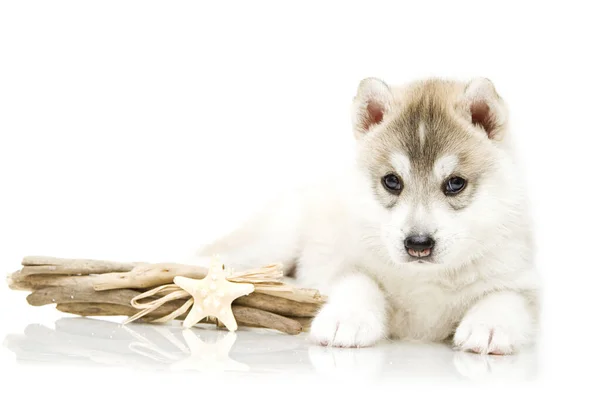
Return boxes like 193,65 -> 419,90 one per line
352,77 -> 521,269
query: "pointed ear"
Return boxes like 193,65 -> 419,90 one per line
463,78 -> 508,141
352,77 -> 393,138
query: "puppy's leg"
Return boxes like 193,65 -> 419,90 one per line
453,291 -> 536,355
310,273 -> 388,347
189,193 -> 303,275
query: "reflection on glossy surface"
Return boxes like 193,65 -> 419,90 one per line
170,330 -> 249,372
3,317 -> 537,380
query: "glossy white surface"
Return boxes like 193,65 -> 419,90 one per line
3,315 -> 537,381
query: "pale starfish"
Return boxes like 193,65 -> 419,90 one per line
173,255 -> 254,331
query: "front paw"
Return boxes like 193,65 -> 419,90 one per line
310,303 -> 386,348
453,322 -> 518,355
453,293 -> 534,355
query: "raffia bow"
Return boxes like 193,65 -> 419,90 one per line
125,262 -> 313,326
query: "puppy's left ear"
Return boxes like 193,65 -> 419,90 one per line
462,78 -> 508,141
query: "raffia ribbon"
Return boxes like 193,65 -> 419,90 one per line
125,263 -> 287,325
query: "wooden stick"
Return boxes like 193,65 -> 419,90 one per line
56,301 -> 191,319
6,270 -> 31,291
255,287 -> 327,304
7,272 -> 99,291
57,302 -> 137,317
234,292 -> 321,317
8,264 -> 208,291
56,303 -> 305,335
231,306 -> 303,335
289,317 -> 314,331
26,287 -> 141,307
21,256 -> 137,275
92,263 -> 209,291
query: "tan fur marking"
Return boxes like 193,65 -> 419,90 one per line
357,79 -> 497,210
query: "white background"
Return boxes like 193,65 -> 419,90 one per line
1,0 -> 599,397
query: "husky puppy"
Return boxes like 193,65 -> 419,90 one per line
194,77 -> 540,354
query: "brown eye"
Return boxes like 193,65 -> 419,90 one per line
444,177 -> 467,195
382,173 -> 403,194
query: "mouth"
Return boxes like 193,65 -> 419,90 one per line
405,248 -> 432,258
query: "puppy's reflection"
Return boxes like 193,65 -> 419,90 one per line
452,350 -> 538,381
308,341 -> 537,382
4,318 -> 537,379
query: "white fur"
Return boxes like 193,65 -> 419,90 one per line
433,154 -> 458,181
310,273 -> 388,347
453,291 -> 534,354
390,153 -> 411,180
418,121 -> 426,147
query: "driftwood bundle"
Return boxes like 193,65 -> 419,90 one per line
7,256 -> 327,335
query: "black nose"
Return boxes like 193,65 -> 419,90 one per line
404,235 -> 435,252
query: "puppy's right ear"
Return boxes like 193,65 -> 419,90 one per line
352,78 -> 393,138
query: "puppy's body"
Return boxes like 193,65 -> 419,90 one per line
194,78 -> 539,354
